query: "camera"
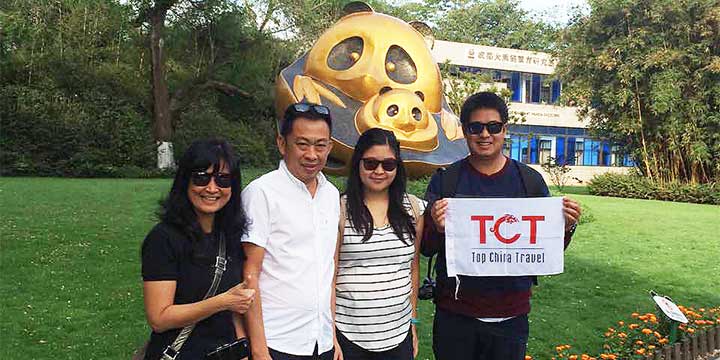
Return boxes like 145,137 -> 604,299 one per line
418,276 -> 436,300
206,338 -> 250,360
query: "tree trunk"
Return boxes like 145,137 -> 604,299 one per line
634,84 -> 654,181
149,3 -> 174,169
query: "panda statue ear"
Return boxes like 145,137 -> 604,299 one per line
342,1 -> 374,16
409,21 -> 435,49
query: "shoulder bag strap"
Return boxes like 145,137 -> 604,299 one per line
407,193 -> 421,222
339,195 -> 347,239
161,233 -> 227,360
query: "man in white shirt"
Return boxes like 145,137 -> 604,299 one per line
242,103 -> 340,360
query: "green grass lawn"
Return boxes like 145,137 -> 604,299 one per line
1,175 -> 718,359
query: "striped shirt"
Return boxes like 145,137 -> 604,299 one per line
335,194 -> 425,352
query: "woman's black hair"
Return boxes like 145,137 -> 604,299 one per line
157,139 -> 248,244
344,128 -> 415,244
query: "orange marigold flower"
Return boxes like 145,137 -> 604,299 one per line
618,332 -> 627,338
618,321 -> 624,326
653,331 -> 662,338
648,345 -> 656,350
635,340 -> 644,345
641,328 -> 653,335
659,338 -> 669,344
629,324 -> 640,329
631,312 -> 640,318
569,356 -> 578,360
687,328 -> 695,333
636,348 -> 646,355
525,356 -> 533,360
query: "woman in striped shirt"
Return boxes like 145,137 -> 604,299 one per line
333,128 -> 424,360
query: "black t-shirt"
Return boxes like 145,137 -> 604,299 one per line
141,223 -> 244,360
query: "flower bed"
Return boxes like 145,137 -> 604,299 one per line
525,306 -> 720,360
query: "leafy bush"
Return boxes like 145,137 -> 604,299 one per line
0,84 -> 157,177
588,173 -> 719,205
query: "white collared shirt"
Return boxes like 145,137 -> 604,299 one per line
241,161 -> 340,356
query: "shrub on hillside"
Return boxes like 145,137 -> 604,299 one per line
588,173 -> 719,205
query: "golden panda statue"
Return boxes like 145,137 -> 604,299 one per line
275,2 -> 468,177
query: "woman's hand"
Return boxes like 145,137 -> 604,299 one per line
333,336 -> 344,360
411,324 -> 418,358
221,282 -> 255,314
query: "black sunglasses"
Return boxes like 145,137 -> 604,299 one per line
361,158 -> 399,172
292,103 -> 330,116
464,121 -> 505,135
190,171 -> 233,188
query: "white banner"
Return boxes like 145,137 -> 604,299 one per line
445,197 -> 565,277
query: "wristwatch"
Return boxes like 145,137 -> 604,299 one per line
565,222 -> 578,236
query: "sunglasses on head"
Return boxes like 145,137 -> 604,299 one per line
361,158 -> 399,172
190,171 -> 233,188
464,121 -> 505,135
292,103 -> 330,116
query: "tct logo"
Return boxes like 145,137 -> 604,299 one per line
470,213 -> 545,244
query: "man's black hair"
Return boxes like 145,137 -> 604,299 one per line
459,92 -> 509,125
280,102 -> 333,137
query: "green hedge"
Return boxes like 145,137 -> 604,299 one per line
588,173 -> 720,205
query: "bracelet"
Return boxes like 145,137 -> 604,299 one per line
410,318 -> 420,324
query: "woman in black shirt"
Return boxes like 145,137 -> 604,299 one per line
141,139 -> 254,359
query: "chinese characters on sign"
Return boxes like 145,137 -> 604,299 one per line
467,48 -> 557,67
445,197 -> 565,277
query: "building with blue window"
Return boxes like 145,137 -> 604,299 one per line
431,40 -> 633,184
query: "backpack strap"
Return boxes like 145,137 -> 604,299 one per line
515,160 -> 547,197
439,159 -> 464,199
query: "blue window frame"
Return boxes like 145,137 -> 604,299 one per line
511,72 -> 522,102
551,80 -> 561,104
602,142 -> 611,166
531,74 -> 541,103
529,137 -> 538,164
556,137 -> 566,164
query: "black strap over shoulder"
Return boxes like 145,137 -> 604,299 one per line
439,159 -> 464,199
514,161 -> 547,197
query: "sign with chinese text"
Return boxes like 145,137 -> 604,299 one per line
652,296 -> 688,323
445,197 -> 565,277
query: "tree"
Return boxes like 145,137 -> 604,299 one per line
435,0 -> 560,52
134,0 -> 261,168
541,156 -> 572,193
556,0 -> 720,184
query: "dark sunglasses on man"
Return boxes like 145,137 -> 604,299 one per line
190,171 -> 233,188
291,103 -> 331,117
361,158 -> 399,172
464,121 -> 505,135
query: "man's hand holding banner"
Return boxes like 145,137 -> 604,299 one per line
445,197 -> 565,277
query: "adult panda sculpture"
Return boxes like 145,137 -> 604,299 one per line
275,1 -> 468,176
